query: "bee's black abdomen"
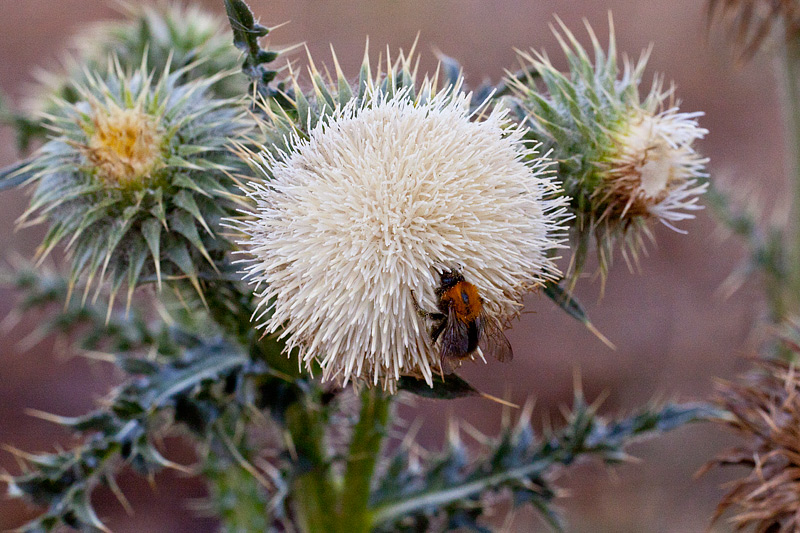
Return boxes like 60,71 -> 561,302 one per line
466,320 -> 480,354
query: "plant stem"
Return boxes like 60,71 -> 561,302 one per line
205,430 -> 270,532
287,401 -> 339,533
340,389 -> 391,532
371,458 -> 554,526
782,21 -> 800,317
368,402 -> 719,528
287,390 -> 391,533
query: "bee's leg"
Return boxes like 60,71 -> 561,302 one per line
430,318 -> 447,380
410,290 -> 444,320
411,289 -> 448,381
410,290 -> 428,318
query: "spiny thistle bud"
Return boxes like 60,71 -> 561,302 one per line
700,354 -> 800,531
19,59 -> 252,309
235,48 -> 570,391
26,2 -> 245,114
507,18 -> 709,286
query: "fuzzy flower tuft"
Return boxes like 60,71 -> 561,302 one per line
19,59 -> 252,308
507,17 -> 709,286
237,52 -> 570,390
81,99 -> 164,188
601,108 -> 708,230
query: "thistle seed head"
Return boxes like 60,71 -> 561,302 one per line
709,0 -> 800,60
702,354 -> 800,531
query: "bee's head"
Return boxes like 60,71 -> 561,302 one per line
439,269 -> 465,289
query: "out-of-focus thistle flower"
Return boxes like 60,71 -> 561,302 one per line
507,18 -> 709,286
708,0 -> 800,60
700,351 -> 800,531
235,48 -> 571,391
26,2 -> 245,114
18,59 -> 252,309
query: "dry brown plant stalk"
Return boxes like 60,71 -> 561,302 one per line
700,358 -> 800,532
709,0 -> 800,60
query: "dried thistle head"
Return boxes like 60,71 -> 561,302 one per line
701,357 -> 800,532
708,0 -> 800,61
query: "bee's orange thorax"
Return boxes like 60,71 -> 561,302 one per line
441,281 -> 482,322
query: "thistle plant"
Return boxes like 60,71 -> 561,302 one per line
708,0 -> 800,61
0,1 -> 732,531
72,2 -> 247,99
695,0 -> 800,529
700,355 -> 800,532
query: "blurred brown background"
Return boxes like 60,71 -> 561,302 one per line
0,1 -> 780,531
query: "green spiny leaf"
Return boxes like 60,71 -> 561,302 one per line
140,217 -> 162,288
542,280 -> 588,323
0,159 -> 35,191
170,209 -> 216,269
225,0 -> 268,55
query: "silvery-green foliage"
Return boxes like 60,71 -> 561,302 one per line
0,2 -> 720,532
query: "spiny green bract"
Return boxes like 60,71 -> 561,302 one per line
251,42 -> 457,155
506,17 -> 707,288
27,2 -> 246,114
19,59 -> 253,309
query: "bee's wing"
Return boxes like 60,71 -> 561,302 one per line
439,307 -> 470,374
477,314 -> 513,363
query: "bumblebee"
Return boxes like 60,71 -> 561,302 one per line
416,269 -> 513,374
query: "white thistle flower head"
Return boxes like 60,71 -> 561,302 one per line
238,72 -> 570,391
601,107 -> 709,231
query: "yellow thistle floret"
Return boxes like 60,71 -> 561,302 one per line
80,100 -> 164,189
